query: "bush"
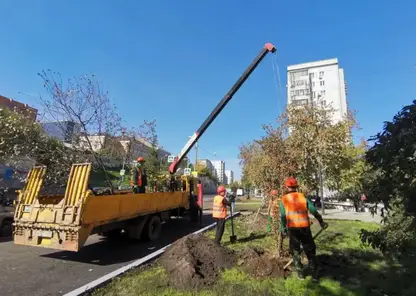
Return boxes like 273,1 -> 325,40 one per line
360,200 -> 416,258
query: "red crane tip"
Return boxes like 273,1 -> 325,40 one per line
264,43 -> 277,53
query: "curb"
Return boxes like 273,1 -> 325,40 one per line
63,212 -> 241,296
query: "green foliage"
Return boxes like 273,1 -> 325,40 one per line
137,120 -> 161,190
0,108 -> 86,187
365,100 -> 416,215
361,100 -> 416,255
197,166 -> 217,183
360,201 -> 416,258
239,104 -> 356,195
229,181 -> 240,193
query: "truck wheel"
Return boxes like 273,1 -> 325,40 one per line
142,215 -> 162,241
102,229 -> 122,240
0,219 -> 13,237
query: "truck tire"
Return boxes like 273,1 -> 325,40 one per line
0,218 -> 13,237
142,215 -> 162,241
102,228 -> 122,240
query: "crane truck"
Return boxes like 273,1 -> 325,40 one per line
12,42 -> 276,252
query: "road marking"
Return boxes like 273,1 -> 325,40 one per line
64,212 -> 241,296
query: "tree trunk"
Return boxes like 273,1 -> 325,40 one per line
271,199 -> 284,258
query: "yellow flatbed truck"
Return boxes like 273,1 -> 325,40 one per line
13,163 -> 199,252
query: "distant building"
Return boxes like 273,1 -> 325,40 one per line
225,170 -> 234,185
211,160 -> 225,184
42,121 -> 81,143
196,159 -> 216,176
287,58 -> 348,124
0,95 -> 38,121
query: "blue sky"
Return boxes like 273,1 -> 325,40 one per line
1,0 -> 415,180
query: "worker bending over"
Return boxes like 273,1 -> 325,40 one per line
130,157 -> 148,194
212,185 -> 233,245
280,177 -> 328,280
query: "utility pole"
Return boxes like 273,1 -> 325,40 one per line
309,72 -> 325,214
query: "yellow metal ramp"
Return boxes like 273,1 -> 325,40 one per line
14,163 -> 93,251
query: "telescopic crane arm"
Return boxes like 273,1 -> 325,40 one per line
169,43 -> 277,175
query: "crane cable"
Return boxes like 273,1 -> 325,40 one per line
271,52 -> 285,117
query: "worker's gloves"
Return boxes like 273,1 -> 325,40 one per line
319,221 -> 329,229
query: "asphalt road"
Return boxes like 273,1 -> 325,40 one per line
0,194 -> 216,296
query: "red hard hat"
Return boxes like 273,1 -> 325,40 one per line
285,177 -> 298,187
271,189 -> 278,196
137,157 -> 145,162
217,185 -> 226,194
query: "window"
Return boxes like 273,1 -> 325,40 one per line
290,90 -> 295,96
313,92 -> 316,98
319,71 -> 324,78
292,70 -> 308,78
300,89 -> 304,95
310,72 -> 315,78
320,80 -> 325,86
312,82 -> 315,87
296,90 -> 300,95
320,90 -> 326,97
321,100 -> 327,107
292,99 -> 308,106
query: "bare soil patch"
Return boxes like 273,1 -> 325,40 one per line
161,234 -> 293,291
237,246 -> 292,279
160,234 -> 237,290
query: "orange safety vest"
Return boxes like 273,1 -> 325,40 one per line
212,195 -> 227,219
281,192 -> 310,228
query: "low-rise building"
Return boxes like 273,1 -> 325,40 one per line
0,95 -> 38,121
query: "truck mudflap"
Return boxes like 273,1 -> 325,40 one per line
13,163 -> 93,251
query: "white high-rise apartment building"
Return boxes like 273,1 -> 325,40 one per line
211,160 -> 225,183
287,58 -> 347,124
225,170 -> 234,185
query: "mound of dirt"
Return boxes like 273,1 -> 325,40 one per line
238,246 -> 291,279
160,234 -> 237,290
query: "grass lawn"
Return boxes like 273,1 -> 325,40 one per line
234,201 -> 264,213
92,217 -> 416,296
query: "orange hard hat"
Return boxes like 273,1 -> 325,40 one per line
137,157 -> 145,162
271,189 -> 278,196
217,185 -> 226,194
285,177 -> 298,187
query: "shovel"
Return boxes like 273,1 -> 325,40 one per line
229,200 -> 237,243
283,225 -> 327,270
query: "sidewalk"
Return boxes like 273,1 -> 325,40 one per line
320,209 -> 382,224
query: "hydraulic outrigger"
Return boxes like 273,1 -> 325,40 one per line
169,43 -> 276,176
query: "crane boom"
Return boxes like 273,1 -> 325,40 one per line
169,42 -> 276,174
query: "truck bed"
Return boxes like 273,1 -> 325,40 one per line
13,164 -> 189,251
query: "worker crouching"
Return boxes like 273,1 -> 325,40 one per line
212,185 -> 233,245
280,177 -> 328,281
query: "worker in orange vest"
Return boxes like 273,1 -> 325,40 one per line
280,177 -> 328,281
267,189 -> 280,233
130,157 -> 148,194
212,185 -> 233,245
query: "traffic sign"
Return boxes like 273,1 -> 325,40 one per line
168,155 -> 175,163
184,168 -> 191,176
119,169 -> 125,176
